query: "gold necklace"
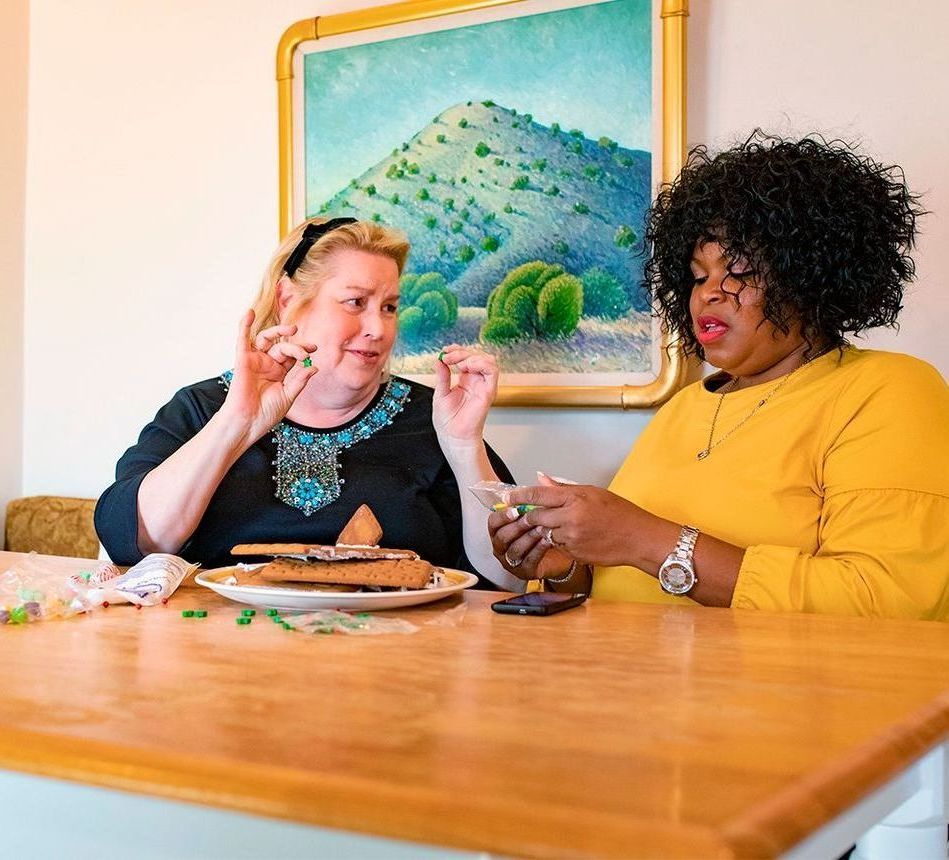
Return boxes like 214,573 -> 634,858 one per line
696,349 -> 831,461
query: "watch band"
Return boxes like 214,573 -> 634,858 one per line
673,525 -> 699,564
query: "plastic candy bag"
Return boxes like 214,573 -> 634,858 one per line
0,554 -> 115,623
281,609 -> 419,635
468,480 -> 540,514
279,602 -> 468,635
79,554 -> 197,608
1,552 -> 197,624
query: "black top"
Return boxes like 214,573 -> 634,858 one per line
95,375 -> 513,588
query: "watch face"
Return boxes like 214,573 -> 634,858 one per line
659,561 -> 695,595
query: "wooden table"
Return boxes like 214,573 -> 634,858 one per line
0,551 -> 947,858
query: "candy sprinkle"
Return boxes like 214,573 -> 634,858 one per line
181,610 -> 194,618
266,608 -> 278,616
302,356 -> 313,368
195,610 -> 207,618
241,609 -> 256,617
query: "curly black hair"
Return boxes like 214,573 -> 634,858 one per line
641,130 -> 924,358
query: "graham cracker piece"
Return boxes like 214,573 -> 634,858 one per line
295,546 -> 418,561
229,566 -> 359,592
231,565 -> 266,586
336,504 -> 383,547
231,543 -> 417,561
231,543 -> 311,557
259,557 -> 434,590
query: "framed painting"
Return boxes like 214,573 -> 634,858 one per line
277,0 -> 689,407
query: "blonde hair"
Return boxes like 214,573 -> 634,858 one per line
249,218 -> 410,339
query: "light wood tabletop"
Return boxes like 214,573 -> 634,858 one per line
0,551 -> 947,858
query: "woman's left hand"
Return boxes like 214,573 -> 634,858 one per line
432,344 -> 499,450
507,483 -> 650,568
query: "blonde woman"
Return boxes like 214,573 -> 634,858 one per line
97,218 -> 521,590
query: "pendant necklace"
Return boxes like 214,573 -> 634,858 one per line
696,348 -> 832,461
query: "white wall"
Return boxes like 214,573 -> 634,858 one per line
21,0 -> 949,500
0,0 -> 28,533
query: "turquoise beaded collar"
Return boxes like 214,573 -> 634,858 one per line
219,371 -> 411,516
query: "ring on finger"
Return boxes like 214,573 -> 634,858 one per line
543,527 -> 560,547
503,550 -> 523,568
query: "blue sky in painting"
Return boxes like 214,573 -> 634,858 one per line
304,0 -> 651,208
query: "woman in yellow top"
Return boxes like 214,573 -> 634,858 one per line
488,132 -> 949,620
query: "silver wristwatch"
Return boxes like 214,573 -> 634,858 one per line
658,525 -> 699,595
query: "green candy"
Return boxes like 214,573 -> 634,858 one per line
302,356 -> 313,368
266,608 -> 278,616
10,606 -> 28,624
241,608 -> 256,617
181,610 -> 194,618
195,610 -> 208,618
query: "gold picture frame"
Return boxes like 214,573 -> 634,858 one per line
277,0 -> 689,408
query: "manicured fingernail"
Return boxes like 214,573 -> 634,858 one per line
506,507 -> 520,521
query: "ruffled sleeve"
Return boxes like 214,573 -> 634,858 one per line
732,355 -> 949,620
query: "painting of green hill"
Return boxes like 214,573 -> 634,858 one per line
304,0 -> 654,376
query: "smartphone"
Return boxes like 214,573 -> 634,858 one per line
491,592 -> 588,616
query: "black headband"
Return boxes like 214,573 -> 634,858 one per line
282,217 -> 358,277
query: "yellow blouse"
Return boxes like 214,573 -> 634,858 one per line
593,347 -> 949,620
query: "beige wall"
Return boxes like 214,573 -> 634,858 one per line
20,0 -> 949,500
0,0 -> 28,535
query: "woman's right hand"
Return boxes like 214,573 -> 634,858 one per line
488,506 -> 574,581
218,310 -> 319,441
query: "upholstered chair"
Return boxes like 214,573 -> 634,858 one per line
4,496 -> 99,559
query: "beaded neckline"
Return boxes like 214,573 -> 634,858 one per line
218,371 -> 411,515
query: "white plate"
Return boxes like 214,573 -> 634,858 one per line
194,564 -> 478,611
